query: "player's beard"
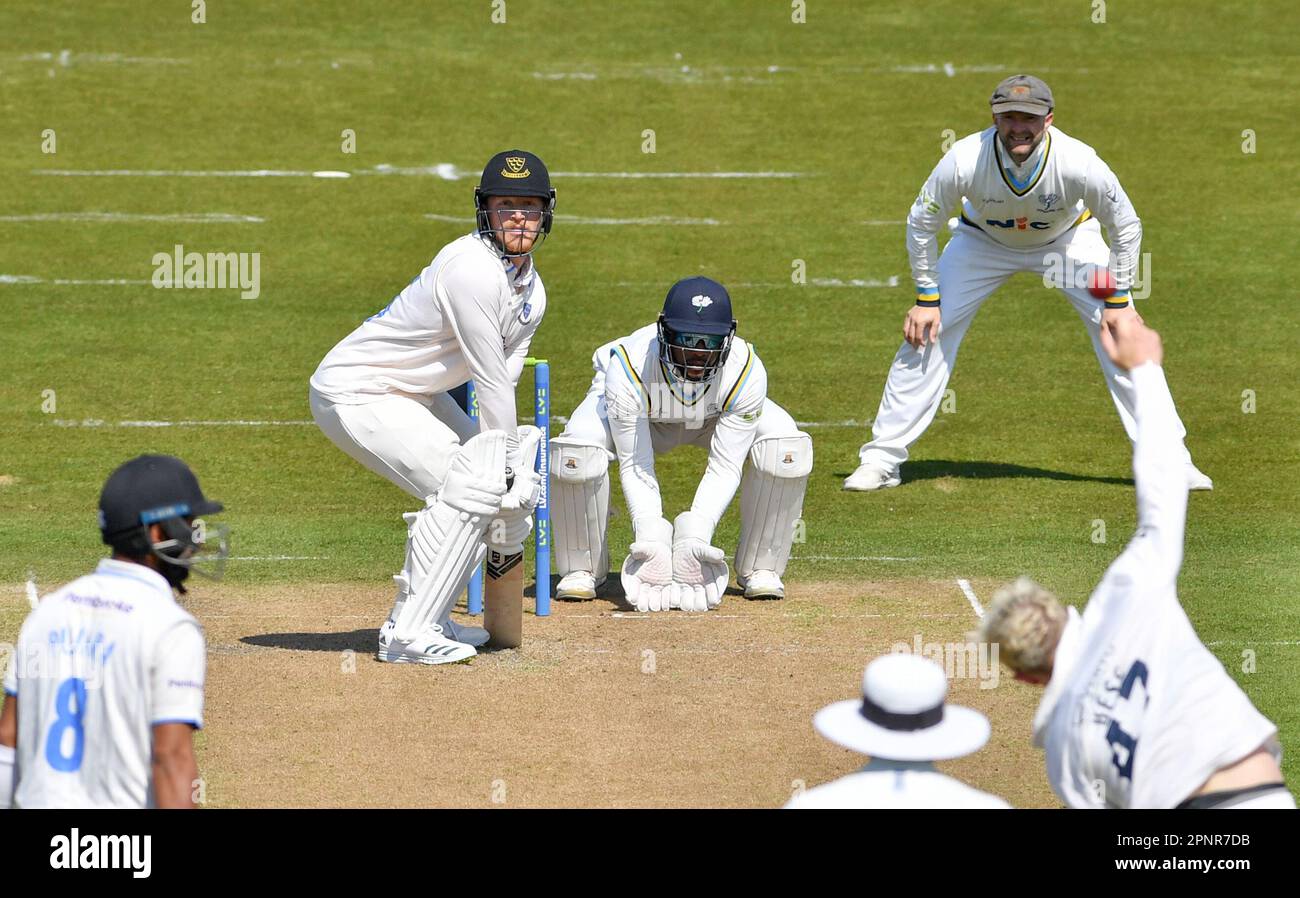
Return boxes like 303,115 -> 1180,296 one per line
1001,131 -> 1042,164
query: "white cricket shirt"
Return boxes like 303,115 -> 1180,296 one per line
906,126 -> 1142,291
310,233 -> 546,433
4,559 -> 206,809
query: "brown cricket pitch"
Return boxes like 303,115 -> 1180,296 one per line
185,578 -> 1056,808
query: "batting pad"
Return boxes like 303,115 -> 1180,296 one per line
735,432 -> 813,578
394,431 -> 506,642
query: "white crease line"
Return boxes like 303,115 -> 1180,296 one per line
425,213 -> 722,226
794,419 -> 869,428
0,212 -> 263,223
808,276 -> 899,288
1206,640 -> 1300,647
562,611 -> 966,620
891,63 -> 1011,76
51,419 -> 314,428
957,579 -> 984,618
14,51 -> 187,65
41,416 -> 871,430
552,171 -> 804,179
379,163 -> 807,180
229,556 -> 328,561
36,164 -> 807,180
1,275 -> 151,285
614,277 -> 898,290
792,555 -> 919,562
34,169 -> 331,178
863,220 -> 904,226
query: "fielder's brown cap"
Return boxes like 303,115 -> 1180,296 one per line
990,74 -> 1054,115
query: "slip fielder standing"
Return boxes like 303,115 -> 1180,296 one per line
845,74 -> 1211,492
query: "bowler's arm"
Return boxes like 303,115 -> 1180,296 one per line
1100,322 -> 1187,588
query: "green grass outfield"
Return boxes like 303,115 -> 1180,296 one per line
2,1 -> 1297,790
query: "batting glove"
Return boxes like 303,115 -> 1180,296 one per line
486,425 -> 542,553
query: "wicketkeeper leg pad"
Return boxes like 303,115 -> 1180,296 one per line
735,432 -> 813,579
550,436 -> 612,578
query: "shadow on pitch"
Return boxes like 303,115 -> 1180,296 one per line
834,459 -> 1133,487
241,630 -> 378,653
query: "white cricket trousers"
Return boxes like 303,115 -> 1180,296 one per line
308,387 -> 477,500
859,219 -> 1191,472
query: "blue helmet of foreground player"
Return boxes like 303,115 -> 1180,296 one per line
656,276 -> 737,383
99,454 -> 229,593
474,149 -> 556,257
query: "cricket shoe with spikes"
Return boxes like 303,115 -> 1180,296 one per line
377,619 -> 475,665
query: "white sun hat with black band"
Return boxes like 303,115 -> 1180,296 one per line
813,653 -> 991,761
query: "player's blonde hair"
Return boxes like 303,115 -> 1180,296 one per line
976,577 -> 1067,676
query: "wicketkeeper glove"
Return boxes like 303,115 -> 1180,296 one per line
620,516 -> 675,612
670,510 -> 728,611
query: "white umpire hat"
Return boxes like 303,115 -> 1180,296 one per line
813,654 -> 991,761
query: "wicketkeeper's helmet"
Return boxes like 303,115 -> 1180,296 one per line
656,276 -> 737,384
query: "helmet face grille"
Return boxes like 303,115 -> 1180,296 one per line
474,187 -> 557,258
657,318 -> 733,383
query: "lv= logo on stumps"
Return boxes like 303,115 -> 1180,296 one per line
464,358 -> 551,648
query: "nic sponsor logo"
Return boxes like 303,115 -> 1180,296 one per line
986,216 -> 1053,231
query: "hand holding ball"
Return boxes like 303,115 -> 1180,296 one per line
1088,267 -> 1117,299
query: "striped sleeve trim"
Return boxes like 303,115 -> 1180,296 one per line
613,344 -> 651,414
722,343 -> 755,411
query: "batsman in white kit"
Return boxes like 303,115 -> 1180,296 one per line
551,276 -> 812,609
309,149 -> 553,664
977,318 -> 1292,809
845,74 -> 1211,493
1,455 -> 226,809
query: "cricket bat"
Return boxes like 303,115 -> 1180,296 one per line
483,547 -> 524,648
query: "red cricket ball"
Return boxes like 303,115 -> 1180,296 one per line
1088,267 -> 1117,299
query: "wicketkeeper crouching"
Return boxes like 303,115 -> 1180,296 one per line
550,276 -> 813,611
